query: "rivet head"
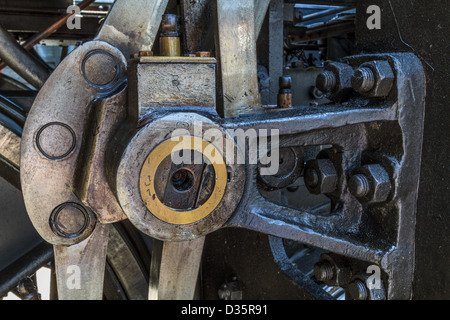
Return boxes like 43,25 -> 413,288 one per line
81,50 -> 120,89
36,122 -> 76,160
50,202 -> 92,239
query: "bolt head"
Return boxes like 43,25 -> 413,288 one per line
304,158 -> 338,194
325,62 -> 353,89
317,62 -> 354,102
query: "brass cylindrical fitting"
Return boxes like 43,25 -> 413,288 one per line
160,14 -> 180,57
277,76 -> 292,108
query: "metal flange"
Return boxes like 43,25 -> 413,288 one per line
20,41 -> 127,245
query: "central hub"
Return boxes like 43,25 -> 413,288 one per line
154,150 -> 215,209
116,113 -> 245,241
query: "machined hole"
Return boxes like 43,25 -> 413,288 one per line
170,168 -> 195,192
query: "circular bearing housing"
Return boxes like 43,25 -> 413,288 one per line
116,113 -> 245,241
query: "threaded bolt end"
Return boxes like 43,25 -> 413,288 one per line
316,71 -> 337,92
314,261 -> 334,282
348,174 -> 370,198
348,279 -> 368,300
351,67 -> 375,93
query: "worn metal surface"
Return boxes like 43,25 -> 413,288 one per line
180,0 -> 214,54
54,224 -> 109,300
149,237 -> 205,300
215,0 -> 261,117
11,0 -> 434,301
106,224 -> 148,300
20,41 -> 126,246
73,86 -> 127,224
0,24 -> 50,89
96,0 -> 168,58
128,57 -> 216,114
254,0 -> 271,37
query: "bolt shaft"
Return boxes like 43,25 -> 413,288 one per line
349,279 -> 368,300
314,261 -> 334,282
349,174 -> 370,198
304,167 -> 319,188
351,67 -> 375,93
316,71 -> 336,92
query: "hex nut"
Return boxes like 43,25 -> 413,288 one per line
349,164 -> 391,203
355,60 -> 395,97
315,62 -> 354,101
327,62 -> 353,89
304,158 -> 338,195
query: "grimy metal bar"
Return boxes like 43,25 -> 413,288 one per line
96,0 -> 169,59
216,0 -> 261,118
54,224 -> 110,300
254,0 -> 271,36
0,25 -> 51,89
149,237 -> 205,300
0,241 -> 53,298
0,0 -> 96,70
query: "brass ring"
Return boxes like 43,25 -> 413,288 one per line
139,136 -> 227,225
